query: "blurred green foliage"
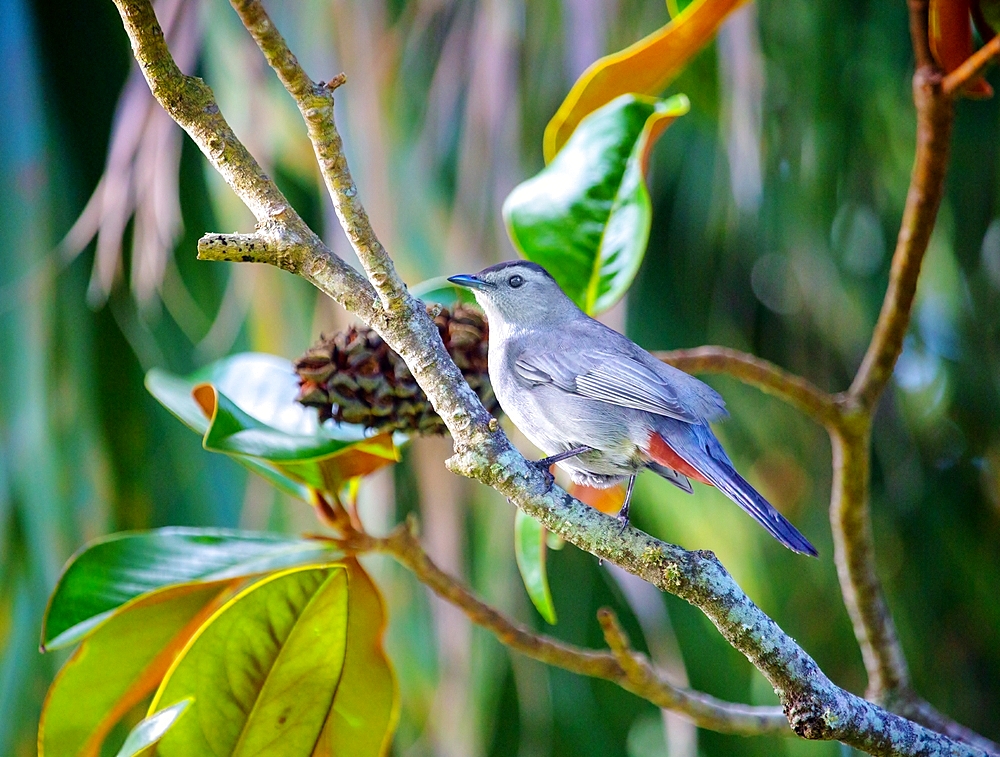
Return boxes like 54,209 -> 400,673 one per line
1,0 -> 999,756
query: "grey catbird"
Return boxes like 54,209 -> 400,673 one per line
448,260 -> 817,557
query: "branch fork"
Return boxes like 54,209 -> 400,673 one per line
109,0 -> 999,753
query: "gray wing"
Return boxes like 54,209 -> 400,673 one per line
513,348 -> 726,424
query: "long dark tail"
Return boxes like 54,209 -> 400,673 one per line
708,465 -> 818,557
648,427 -> 818,557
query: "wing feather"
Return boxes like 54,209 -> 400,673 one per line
513,349 -> 723,423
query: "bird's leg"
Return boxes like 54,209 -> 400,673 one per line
616,475 -> 636,534
536,445 -> 591,468
528,446 -> 591,490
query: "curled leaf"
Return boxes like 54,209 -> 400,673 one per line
147,353 -> 399,498
313,558 -> 399,757
42,527 -> 335,650
39,583 -> 231,757
505,94 -> 688,315
544,0 -> 746,160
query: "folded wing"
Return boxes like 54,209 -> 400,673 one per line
514,349 -> 726,424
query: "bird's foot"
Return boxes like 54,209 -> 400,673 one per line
615,505 -> 630,536
527,459 -> 556,490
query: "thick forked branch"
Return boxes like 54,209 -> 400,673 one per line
111,0 -> 997,753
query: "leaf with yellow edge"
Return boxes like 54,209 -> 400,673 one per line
505,94 -> 689,315
312,558 -> 399,757
150,565 -> 350,757
543,0 -> 748,161
38,580 -> 236,757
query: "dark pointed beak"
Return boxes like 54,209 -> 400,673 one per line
447,273 -> 494,291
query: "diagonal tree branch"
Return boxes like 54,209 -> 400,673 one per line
332,518 -> 790,736
848,68 -> 952,410
111,0 -> 997,754
655,346 -> 839,429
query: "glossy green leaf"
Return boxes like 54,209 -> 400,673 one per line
314,558 -> 398,757
114,700 -> 192,757
151,566 -> 350,757
146,352 -> 398,497
39,583 -> 229,757
514,510 -> 557,625
504,93 -> 688,315
43,528 -> 336,650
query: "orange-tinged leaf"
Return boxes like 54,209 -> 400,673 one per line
38,580 -> 235,757
930,0 -> 993,98
313,558 -> 399,757
569,482 -> 626,515
543,0 -> 748,160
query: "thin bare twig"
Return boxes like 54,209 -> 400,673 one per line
111,0 -> 997,753
907,0 -> 933,70
943,35 -> 1000,97
848,67 -> 952,409
655,346 -> 839,429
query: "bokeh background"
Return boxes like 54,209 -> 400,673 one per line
2,0 -> 999,755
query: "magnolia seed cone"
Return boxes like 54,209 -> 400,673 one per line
295,303 -> 498,435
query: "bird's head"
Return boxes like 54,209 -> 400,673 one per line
448,260 -> 580,330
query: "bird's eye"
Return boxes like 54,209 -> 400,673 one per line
508,274 -> 524,288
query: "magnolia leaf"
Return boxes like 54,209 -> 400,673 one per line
43,528 -> 336,650
151,566 -> 351,757
146,353 -> 399,497
543,0 -> 747,160
505,94 -> 688,315
313,558 -> 399,757
114,700 -> 192,757
39,583 -> 230,757
514,510 -> 557,625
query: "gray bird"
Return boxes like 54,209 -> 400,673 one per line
448,260 -> 817,557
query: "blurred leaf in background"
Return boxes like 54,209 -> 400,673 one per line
1,0 -> 999,756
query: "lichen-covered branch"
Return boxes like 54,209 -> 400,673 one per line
229,0 -> 407,312
112,0 -> 996,753
110,0 -> 376,320
334,518 -> 789,736
655,347 -> 839,429
225,0 -> 492,449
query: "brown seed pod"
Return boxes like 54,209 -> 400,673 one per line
295,303 -> 497,434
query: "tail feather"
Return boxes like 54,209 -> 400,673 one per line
708,466 -> 818,557
646,429 -> 818,557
